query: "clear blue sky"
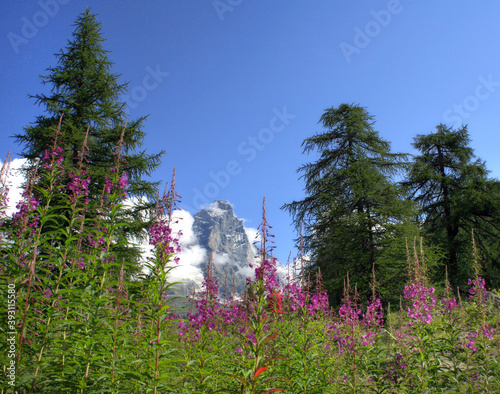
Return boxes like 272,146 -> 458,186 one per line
2,1 -> 500,265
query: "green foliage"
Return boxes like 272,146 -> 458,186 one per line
282,103 -> 414,305
404,123 -> 500,290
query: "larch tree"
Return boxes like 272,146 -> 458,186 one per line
404,124 -> 500,290
283,104 -> 415,305
14,8 -> 164,278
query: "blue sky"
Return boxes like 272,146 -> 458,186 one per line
2,1 -> 500,265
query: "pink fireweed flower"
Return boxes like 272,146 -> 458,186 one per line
396,330 -> 405,342
54,294 -> 64,307
468,277 -> 488,302
306,291 -> 329,317
12,192 -> 41,238
362,298 -> 384,327
148,219 -> 179,264
282,281 -> 307,312
281,278 -> 329,317
441,296 -> 458,314
42,149 -> 50,162
481,324 -> 494,340
338,302 -> 361,326
76,258 -> 85,270
104,177 -> 113,194
466,332 -> 478,352
360,331 -> 376,346
457,329 -> 493,353
179,266 -> 237,341
66,172 -> 90,206
118,172 -> 128,190
404,282 -> 436,324
255,258 -> 280,294
42,146 -> 64,169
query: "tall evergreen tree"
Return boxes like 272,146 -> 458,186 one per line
404,124 -> 500,290
283,104 -> 414,304
14,9 -> 163,277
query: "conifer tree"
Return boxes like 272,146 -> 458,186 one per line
14,9 -> 163,277
283,104 -> 414,304
404,124 -> 500,290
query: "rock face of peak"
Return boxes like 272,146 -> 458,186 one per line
192,201 -> 256,296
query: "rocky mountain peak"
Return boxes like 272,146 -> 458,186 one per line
192,201 -> 256,296
206,200 -> 234,215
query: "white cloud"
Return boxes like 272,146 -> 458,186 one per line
168,259 -> 204,287
245,226 -> 260,244
275,261 -> 289,280
212,251 -> 230,266
236,265 -> 254,279
167,209 -> 207,289
0,158 -> 28,217
171,209 -> 198,247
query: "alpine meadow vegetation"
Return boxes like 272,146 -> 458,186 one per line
0,135 -> 499,392
2,9 -> 500,394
